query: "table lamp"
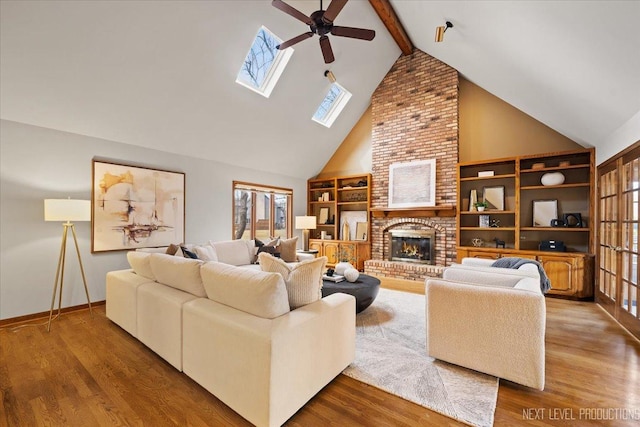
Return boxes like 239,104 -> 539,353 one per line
295,216 -> 317,251
44,198 -> 92,331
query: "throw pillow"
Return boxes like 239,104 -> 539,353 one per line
194,244 -> 218,262
181,246 -> 199,259
166,243 -> 182,256
258,252 -> 327,309
277,236 -> 298,263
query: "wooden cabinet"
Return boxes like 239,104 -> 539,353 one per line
457,248 -> 594,298
307,173 -> 371,271
309,240 -> 370,271
457,148 -> 595,299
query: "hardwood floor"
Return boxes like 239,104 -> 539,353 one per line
1,279 -> 638,426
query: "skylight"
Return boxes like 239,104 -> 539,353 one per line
236,26 -> 293,98
312,82 -> 352,128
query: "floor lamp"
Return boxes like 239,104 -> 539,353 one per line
44,199 -> 92,332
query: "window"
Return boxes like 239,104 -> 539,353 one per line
312,82 -> 352,127
233,181 -> 292,241
236,26 -> 293,98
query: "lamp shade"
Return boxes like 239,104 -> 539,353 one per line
44,199 -> 91,222
295,216 -> 317,230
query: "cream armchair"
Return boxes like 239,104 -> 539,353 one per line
425,260 -> 546,390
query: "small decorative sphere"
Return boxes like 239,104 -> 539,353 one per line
335,261 -> 354,276
344,268 -> 360,283
541,172 -> 565,186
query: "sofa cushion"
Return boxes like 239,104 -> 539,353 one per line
276,237 -> 298,263
194,244 -> 218,262
200,262 -> 290,319
127,251 -> 155,280
259,253 -> 327,309
149,253 -> 206,297
210,239 -> 254,266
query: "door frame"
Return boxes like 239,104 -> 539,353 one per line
596,140 -> 640,338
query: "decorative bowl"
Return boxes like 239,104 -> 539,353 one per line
541,172 -> 565,186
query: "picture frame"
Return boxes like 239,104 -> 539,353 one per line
355,222 -> 368,240
388,159 -> 436,208
533,200 -> 558,227
92,160 -> 185,252
483,186 -> 505,211
318,207 -> 329,225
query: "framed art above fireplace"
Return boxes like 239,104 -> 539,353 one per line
388,159 -> 436,208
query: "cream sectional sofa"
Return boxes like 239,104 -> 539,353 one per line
425,258 -> 546,390
106,248 -> 355,427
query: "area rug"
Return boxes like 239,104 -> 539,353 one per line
343,288 -> 498,427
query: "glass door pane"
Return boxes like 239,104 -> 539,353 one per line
234,189 -> 252,240
254,192 -> 271,241
272,194 -> 289,239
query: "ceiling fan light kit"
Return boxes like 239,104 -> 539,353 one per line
272,0 -> 375,64
435,21 -> 453,42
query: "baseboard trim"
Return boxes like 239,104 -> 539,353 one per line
0,300 -> 105,327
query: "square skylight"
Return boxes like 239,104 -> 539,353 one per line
312,82 -> 352,128
236,26 -> 293,98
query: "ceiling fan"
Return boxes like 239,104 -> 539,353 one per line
272,0 -> 375,64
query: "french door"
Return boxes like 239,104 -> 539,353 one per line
597,142 -> 640,338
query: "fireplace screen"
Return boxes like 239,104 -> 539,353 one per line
388,230 -> 435,264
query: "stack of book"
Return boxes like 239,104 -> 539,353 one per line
322,274 -> 345,283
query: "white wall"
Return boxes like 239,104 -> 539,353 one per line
596,111 -> 640,165
0,120 -> 307,320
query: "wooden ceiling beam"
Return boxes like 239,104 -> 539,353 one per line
368,0 -> 414,55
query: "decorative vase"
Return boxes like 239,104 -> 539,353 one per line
344,268 -> 360,283
335,261 -> 353,276
541,172 -> 565,186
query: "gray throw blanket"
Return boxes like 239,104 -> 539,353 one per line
491,257 -> 551,294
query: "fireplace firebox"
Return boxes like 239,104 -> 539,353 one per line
388,230 -> 435,264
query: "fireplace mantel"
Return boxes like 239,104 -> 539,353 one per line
370,206 -> 456,218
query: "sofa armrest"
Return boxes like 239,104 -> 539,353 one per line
444,264 -> 540,290
425,278 -> 545,389
182,293 -> 355,427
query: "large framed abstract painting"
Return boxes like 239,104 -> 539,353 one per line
388,159 -> 436,208
91,160 -> 185,252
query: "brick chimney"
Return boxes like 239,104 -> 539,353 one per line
365,50 -> 459,280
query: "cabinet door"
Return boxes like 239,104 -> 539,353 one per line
501,252 -> 537,260
324,242 -> 340,265
309,241 -> 323,256
538,255 -> 577,295
467,250 -> 501,260
339,242 -> 357,265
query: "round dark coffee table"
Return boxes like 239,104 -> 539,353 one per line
322,274 -> 381,313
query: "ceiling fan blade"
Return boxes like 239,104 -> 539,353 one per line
319,35 -> 335,64
272,0 -> 312,25
322,0 -> 348,24
277,32 -> 314,49
331,26 -> 375,41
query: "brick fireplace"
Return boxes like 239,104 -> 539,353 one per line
364,50 -> 459,281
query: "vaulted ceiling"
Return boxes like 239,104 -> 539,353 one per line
2,1 -> 639,178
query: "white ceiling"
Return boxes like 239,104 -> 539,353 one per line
2,1 -> 639,178
393,0 -> 640,149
